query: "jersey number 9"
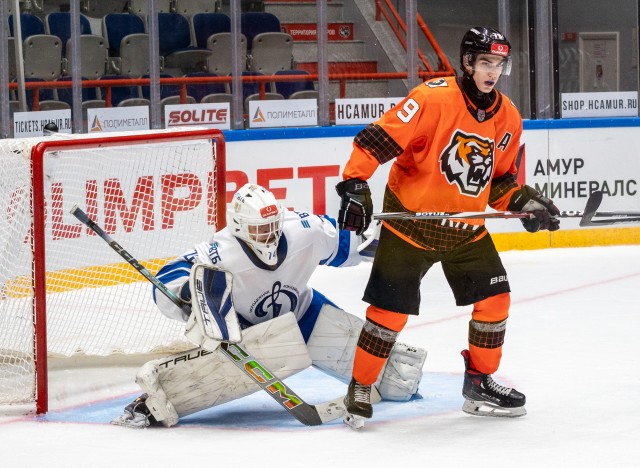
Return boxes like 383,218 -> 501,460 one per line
396,98 -> 419,123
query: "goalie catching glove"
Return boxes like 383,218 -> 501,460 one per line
336,178 -> 373,235
508,185 -> 560,233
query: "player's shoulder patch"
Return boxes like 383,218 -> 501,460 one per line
424,78 -> 449,88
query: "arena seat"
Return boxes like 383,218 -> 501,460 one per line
23,34 -> 63,80
65,35 -> 108,79
44,12 -> 92,55
206,32 -> 247,76
141,74 -> 182,100
192,12 -> 231,48
9,13 -> 45,41
119,34 -> 150,77
158,12 -> 212,74
103,13 -> 146,57
185,72 -> 227,102
273,70 -> 315,99
99,75 -> 141,107
56,77 -> 101,108
248,32 -> 293,75
240,12 -> 281,50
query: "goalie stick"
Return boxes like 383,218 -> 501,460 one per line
373,191 -> 640,226
70,205 -> 376,426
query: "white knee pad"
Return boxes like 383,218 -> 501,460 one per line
306,303 -> 363,380
136,312 -> 311,426
377,342 -> 427,401
307,304 -> 426,401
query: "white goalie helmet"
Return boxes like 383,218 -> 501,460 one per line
227,183 -> 285,265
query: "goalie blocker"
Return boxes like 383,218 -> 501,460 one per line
129,303 -> 426,427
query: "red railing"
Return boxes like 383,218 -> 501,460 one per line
9,70 -> 454,111
374,0 -> 454,74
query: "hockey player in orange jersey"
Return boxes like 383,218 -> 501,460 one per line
335,27 -> 561,429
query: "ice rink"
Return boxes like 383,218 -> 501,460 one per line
1,243 -> 639,467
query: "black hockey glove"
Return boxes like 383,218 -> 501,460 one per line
508,185 -> 561,233
335,178 -> 373,235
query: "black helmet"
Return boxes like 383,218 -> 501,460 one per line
460,26 -> 512,74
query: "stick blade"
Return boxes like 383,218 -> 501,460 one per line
579,191 -> 604,227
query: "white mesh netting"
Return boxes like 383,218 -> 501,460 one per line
0,129 -> 223,406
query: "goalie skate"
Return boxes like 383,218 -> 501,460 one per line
461,350 -> 526,418
111,394 -> 158,429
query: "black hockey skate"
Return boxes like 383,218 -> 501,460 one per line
111,393 -> 158,428
461,350 -> 526,418
343,378 -> 373,430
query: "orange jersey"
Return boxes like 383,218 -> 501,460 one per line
343,76 -> 523,250
344,76 -> 522,214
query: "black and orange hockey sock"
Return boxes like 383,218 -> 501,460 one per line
352,305 -> 408,385
468,292 -> 510,374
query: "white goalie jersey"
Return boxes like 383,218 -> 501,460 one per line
152,210 -> 369,327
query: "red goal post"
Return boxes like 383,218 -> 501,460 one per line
0,128 -> 226,414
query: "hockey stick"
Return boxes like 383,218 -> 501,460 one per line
576,191 -> 640,226
70,205 -> 363,426
374,191 -> 640,226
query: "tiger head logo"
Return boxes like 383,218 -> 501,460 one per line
439,130 -> 494,197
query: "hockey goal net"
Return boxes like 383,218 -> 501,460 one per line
0,128 -> 226,413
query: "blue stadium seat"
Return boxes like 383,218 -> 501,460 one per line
9,13 -> 45,41
99,75 -> 140,107
158,12 -> 193,56
22,78 -> 55,111
45,12 -> 92,55
103,13 -> 146,56
185,72 -> 226,102
192,12 -> 231,48
56,77 -> 100,106
141,74 -> 182,100
239,70 -> 263,102
274,70 -> 315,99
158,12 -> 212,73
240,12 -> 281,50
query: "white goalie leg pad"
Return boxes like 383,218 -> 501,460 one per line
136,312 -> 311,427
306,303 -> 363,380
306,304 -> 426,401
377,342 -> 427,401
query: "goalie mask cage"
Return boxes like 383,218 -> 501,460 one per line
0,128 -> 226,414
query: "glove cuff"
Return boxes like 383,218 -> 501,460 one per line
336,178 -> 370,196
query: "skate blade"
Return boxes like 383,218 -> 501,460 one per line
111,413 -> 151,429
343,413 -> 367,430
462,399 -> 527,418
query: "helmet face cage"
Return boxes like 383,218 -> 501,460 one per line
239,213 -> 284,248
460,26 -> 512,76
228,184 -> 285,265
